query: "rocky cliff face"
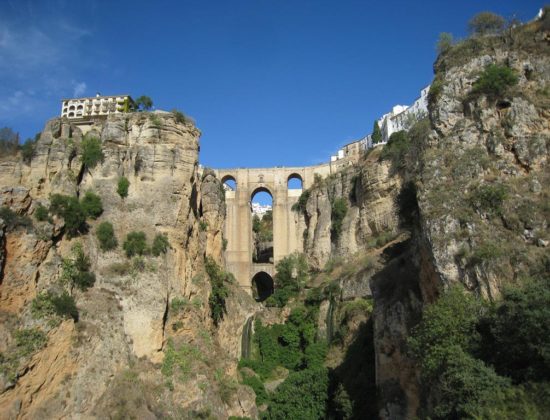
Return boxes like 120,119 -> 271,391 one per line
295,18 -> 549,419
0,113 -> 257,419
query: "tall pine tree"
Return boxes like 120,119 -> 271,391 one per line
371,121 -> 382,144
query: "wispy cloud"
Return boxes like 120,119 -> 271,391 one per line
0,7 -> 93,125
72,81 -> 87,97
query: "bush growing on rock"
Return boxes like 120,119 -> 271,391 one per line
34,204 -> 50,222
0,206 -> 32,231
171,109 -> 194,125
80,191 -> 103,219
21,137 -> 36,163
330,197 -> 348,241
50,194 -> 87,236
151,233 -> 169,256
205,257 -> 233,326
96,221 -> 118,251
471,64 -> 518,99
436,32 -> 454,54
123,231 -> 148,257
81,136 -> 104,169
31,291 -> 78,321
468,12 -> 506,36
117,176 -> 130,198
61,243 -> 96,290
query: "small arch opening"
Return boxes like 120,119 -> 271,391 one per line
252,271 -> 274,302
251,187 -> 273,264
222,175 -> 237,191
68,112 -> 75,117
287,173 -> 303,190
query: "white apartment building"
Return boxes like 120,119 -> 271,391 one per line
378,86 -> 429,142
251,203 -> 272,219
329,85 -> 429,162
61,94 -> 134,119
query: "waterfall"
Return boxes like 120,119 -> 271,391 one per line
241,316 -> 254,359
326,299 -> 335,344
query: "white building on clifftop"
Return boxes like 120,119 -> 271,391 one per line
61,93 -> 134,119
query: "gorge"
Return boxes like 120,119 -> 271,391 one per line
0,9 -> 549,420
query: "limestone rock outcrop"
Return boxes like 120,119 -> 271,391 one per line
0,112 -> 256,419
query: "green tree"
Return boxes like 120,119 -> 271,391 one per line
80,191 -> 103,219
151,233 -> 169,256
117,176 -> 130,198
49,194 -> 87,236
171,109 -> 193,124
123,231 -> 148,257
32,291 -> 78,321
436,32 -> 454,54
480,278 -> 550,383
21,138 -> 36,163
471,64 -> 518,98
371,120 -> 382,144
96,221 -> 118,251
34,204 -> 50,222
267,367 -> 329,419
331,197 -> 348,241
81,136 -> 104,169
61,243 -> 96,290
205,257 -> 233,326
0,127 -> 19,156
135,95 -> 153,111
333,383 -> 353,419
468,12 -> 506,36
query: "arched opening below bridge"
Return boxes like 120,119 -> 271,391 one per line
287,173 -> 303,190
251,188 -> 273,264
251,271 -> 274,302
222,175 -> 237,191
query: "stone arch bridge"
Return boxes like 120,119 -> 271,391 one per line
213,159 -> 351,298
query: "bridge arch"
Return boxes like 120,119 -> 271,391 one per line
287,173 -> 303,190
221,174 -> 237,191
250,186 -> 273,201
251,271 -> 274,302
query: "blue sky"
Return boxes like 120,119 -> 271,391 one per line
0,0 -> 542,170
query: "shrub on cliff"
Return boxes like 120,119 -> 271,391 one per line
330,197 -> 348,241
123,231 -> 148,257
471,64 -> 518,99
81,136 -> 104,169
468,12 -> 506,36
49,194 -> 87,236
34,204 -> 50,222
96,221 -> 118,251
205,257 -> 233,326
171,109 -> 194,125
80,191 -> 103,219
117,176 -> 130,198
32,291 -> 78,321
151,233 -> 169,256
61,243 -> 96,290
0,207 -> 32,231
21,137 -> 36,163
